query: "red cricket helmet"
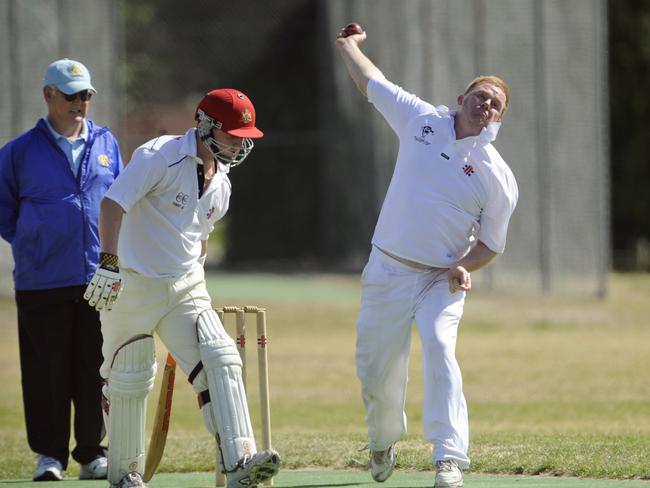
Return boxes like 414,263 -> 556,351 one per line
195,89 -> 263,139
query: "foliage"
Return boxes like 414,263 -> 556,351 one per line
123,0 -> 322,265
609,0 -> 650,268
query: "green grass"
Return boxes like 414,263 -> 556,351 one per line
3,470 -> 650,487
1,272 -> 650,481
5,470 -> 650,487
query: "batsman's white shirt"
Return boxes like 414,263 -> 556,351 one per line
104,128 -> 231,278
368,76 -> 518,265
100,129 -> 227,378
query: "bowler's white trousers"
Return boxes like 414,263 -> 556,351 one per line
356,246 -> 470,469
99,263 -> 212,380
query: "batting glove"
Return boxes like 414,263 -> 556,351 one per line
84,252 -> 123,311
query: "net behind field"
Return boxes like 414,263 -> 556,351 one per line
0,0 -> 121,297
0,0 -> 609,297
325,0 -> 609,296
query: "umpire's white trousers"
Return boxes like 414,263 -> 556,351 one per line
99,263 -> 212,380
356,246 -> 469,468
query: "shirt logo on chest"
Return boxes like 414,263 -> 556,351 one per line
173,192 -> 189,209
463,164 -> 475,176
414,125 -> 434,145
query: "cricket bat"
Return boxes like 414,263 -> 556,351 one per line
143,353 -> 176,482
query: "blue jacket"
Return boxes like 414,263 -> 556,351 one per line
0,118 -> 123,290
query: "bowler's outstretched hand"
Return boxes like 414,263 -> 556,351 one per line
336,22 -> 366,43
84,252 -> 123,311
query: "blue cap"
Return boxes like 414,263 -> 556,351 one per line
43,58 -> 96,95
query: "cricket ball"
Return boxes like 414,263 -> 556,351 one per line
342,22 -> 363,37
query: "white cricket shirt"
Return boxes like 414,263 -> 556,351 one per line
105,128 -> 231,278
368,75 -> 518,268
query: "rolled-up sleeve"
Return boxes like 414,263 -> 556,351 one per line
367,75 -> 436,138
478,167 -> 519,254
104,147 -> 166,213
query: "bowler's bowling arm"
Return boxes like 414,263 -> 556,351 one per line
335,33 -> 383,97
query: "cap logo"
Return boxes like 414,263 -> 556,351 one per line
237,93 -> 245,100
240,109 -> 252,124
69,63 -> 83,77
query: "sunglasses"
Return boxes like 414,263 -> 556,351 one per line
59,89 -> 92,102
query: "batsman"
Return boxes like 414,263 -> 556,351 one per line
83,88 -> 280,488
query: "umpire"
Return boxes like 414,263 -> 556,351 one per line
0,59 -> 123,481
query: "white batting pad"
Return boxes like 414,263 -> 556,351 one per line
195,309 -> 257,471
106,335 -> 157,484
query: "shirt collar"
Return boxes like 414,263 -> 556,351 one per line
479,122 -> 501,142
181,127 -> 230,174
449,111 -> 500,145
179,127 -> 199,158
43,117 -> 88,142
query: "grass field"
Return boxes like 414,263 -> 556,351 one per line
3,470 -> 650,487
0,272 -> 649,484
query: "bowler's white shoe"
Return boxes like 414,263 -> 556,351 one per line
110,472 -> 147,488
435,459 -> 463,487
33,454 -> 63,481
79,456 -> 107,479
227,449 -> 281,488
370,444 -> 396,482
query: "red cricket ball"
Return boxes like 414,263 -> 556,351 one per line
342,22 -> 363,37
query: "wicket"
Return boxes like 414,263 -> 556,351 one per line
215,305 -> 273,487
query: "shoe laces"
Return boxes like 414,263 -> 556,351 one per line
122,472 -> 144,487
436,459 -> 458,472
371,444 -> 394,464
37,455 -> 60,469
226,453 -> 253,474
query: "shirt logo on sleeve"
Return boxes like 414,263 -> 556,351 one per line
98,154 -> 111,167
414,125 -> 434,145
463,164 -> 475,176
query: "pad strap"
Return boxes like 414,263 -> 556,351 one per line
188,361 -> 203,384
198,389 -> 210,408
